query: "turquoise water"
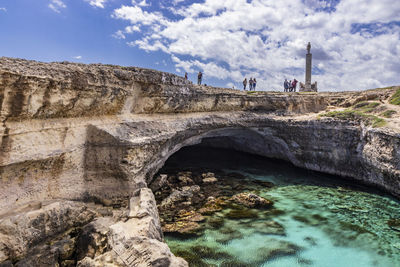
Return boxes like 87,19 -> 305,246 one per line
162,146 -> 400,267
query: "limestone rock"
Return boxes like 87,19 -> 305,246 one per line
77,251 -> 125,267
149,174 -> 168,192
129,188 -> 159,219
198,196 -> 229,215
76,217 -> 115,261
202,172 -> 218,184
178,172 -> 195,186
159,185 -> 200,211
231,192 -> 273,209
162,210 -> 205,235
0,201 -> 96,262
109,224 -> 187,267
202,177 -> 218,184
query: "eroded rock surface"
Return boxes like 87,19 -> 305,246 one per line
0,57 -> 399,266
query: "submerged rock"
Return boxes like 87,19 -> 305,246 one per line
231,192 -> 273,209
163,221 -> 204,235
208,217 -> 225,229
251,220 -> 286,236
159,185 -> 201,211
178,172 -> 195,186
198,197 -> 228,215
249,238 -> 300,265
226,209 -> 259,219
388,219 -> 400,232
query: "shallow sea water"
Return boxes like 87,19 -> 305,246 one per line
162,146 -> 400,267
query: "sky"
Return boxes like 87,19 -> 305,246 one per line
0,0 -> 399,91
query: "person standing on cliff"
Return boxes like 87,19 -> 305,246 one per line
249,78 -> 253,91
184,72 -> 188,80
243,78 -> 247,90
253,78 -> 257,91
292,79 -> 298,92
197,71 -> 203,85
284,79 -> 289,92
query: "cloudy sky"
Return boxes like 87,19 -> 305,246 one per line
0,0 -> 399,91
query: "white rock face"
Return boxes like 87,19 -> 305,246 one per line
0,57 -> 399,266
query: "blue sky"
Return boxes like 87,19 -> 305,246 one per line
0,0 -> 399,91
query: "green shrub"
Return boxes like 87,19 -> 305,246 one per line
321,109 -> 386,128
381,110 -> 396,118
353,101 -> 380,113
390,88 -> 400,105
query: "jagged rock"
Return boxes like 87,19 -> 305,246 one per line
202,177 -> 218,184
162,210 -> 205,235
231,193 -> 273,209
198,196 -> 229,215
76,217 -> 115,261
77,251 -> 125,267
129,188 -> 159,219
0,201 -> 96,262
109,222 -> 187,266
162,221 -> 203,235
159,185 -> 201,211
177,172 -> 195,186
176,210 -> 205,222
149,174 -> 168,192
202,172 -> 218,184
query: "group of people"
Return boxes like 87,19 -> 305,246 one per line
184,71 -> 203,85
284,78 -> 298,92
243,78 -> 257,91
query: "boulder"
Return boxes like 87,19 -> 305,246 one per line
202,172 -> 218,184
231,193 -> 273,208
0,201 -> 96,262
149,174 -> 168,192
159,185 -> 200,211
108,225 -> 188,267
76,217 -> 115,261
177,172 -> 195,186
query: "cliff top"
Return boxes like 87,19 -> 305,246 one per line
0,57 -> 399,132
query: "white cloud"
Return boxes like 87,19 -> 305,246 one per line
125,25 -> 141,33
85,0 -> 108,9
113,30 -> 126,39
48,0 -> 66,13
112,0 -> 400,91
73,56 -> 82,59
137,0 -> 150,7
0,7 -> 7,12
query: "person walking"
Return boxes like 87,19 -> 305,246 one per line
197,71 -> 202,85
243,78 -> 247,90
253,78 -> 257,91
249,78 -> 253,91
292,79 -> 298,92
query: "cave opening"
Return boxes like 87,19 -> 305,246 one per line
150,138 -> 400,267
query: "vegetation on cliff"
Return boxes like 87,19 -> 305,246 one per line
321,101 -> 386,128
390,88 -> 400,105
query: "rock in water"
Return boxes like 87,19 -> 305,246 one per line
231,192 -> 273,208
202,172 -> 218,184
388,219 -> 400,231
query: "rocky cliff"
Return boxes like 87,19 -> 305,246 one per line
0,57 -> 399,266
